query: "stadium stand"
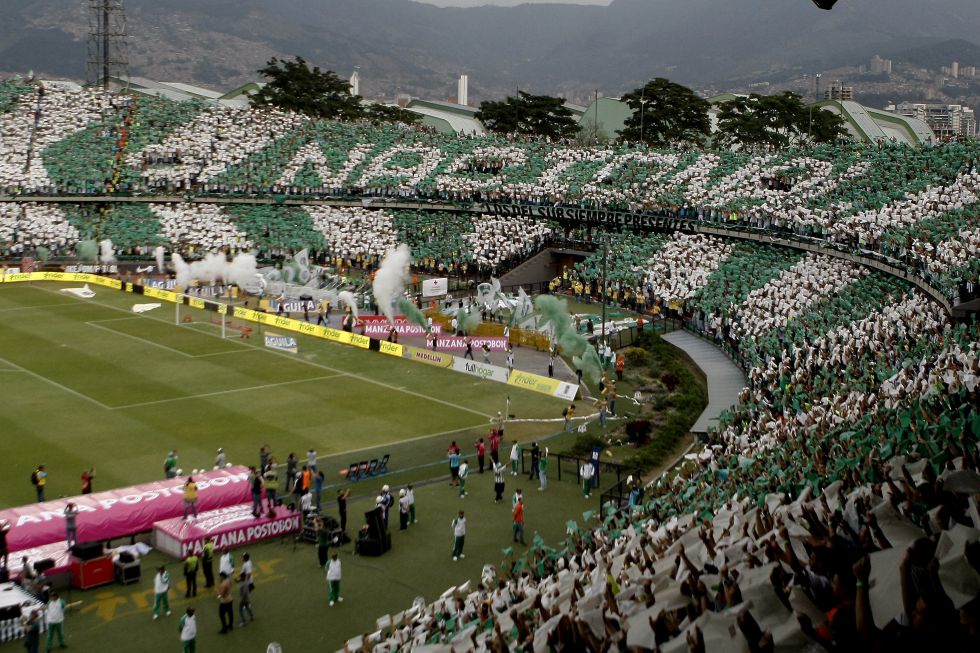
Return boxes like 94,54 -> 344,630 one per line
0,79 -> 978,651
0,80 -> 976,300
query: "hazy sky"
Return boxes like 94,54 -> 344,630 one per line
413,0 -> 612,7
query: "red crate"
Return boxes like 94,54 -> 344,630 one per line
71,555 -> 113,590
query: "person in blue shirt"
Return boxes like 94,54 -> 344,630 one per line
314,470 -> 325,512
379,485 -> 393,528
448,442 -> 461,487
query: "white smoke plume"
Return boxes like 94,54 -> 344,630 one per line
99,239 -> 116,264
171,252 -> 258,290
372,244 -> 411,323
338,290 -> 359,321
154,246 -> 165,273
225,252 -> 259,288
171,253 -> 192,289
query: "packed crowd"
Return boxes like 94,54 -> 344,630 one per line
349,245 -> 979,652
2,79 -> 979,652
1,80 -> 977,298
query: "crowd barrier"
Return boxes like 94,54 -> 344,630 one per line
0,272 -> 578,400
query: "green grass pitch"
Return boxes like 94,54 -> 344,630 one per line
0,282 -> 570,505
0,281 -> 595,651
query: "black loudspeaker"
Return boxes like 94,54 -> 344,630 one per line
33,558 -> 55,574
71,541 -> 104,561
364,507 -> 385,541
812,0 -> 838,9
357,539 -> 384,556
0,605 -> 20,620
362,507 -> 392,554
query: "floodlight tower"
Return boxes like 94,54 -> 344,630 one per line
87,0 -> 129,89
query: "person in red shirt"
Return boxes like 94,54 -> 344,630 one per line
474,438 -> 486,473
489,429 -> 501,465
80,468 -> 95,494
512,496 -> 525,545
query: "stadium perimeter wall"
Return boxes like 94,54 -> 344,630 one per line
0,272 -> 578,401
0,196 -> 954,313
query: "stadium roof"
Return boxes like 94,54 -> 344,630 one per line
817,100 -> 935,146
106,76 -> 256,107
578,96 -> 633,141
580,94 -> 935,146
160,82 -> 223,99
707,92 -> 746,104
405,99 -> 485,135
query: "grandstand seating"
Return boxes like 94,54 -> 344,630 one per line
0,79 -> 976,300
1,78 -> 978,651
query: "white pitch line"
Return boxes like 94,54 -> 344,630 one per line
111,374 -> 345,410
32,286 -> 493,420
192,349 -> 259,358
85,320 -> 194,358
0,302 -> 89,312
86,316 -> 145,324
0,355 -> 112,409
327,423 -> 492,459
86,319 -> 251,358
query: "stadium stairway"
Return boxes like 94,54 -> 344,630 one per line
498,243 -> 598,291
952,296 -> 980,320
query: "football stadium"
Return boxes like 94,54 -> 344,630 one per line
1,11 -> 980,652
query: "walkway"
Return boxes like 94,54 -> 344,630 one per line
661,330 -> 746,435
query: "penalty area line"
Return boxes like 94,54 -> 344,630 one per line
34,285 -> 493,420
111,374 -> 345,410
85,320 -> 195,358
0,355 -> 113,409
0,301 -> 92,312
321,423 -> 494,462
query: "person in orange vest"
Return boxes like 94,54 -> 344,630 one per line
301,466 -> 312,494
616,353 -> 625,381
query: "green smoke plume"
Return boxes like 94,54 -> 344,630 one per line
458,306 -> 482,335
534,295 -> 572,337
573,346 -> 603,388
559,329 -> 589,358
397,296 -> 431,333
76,240 -> 98,263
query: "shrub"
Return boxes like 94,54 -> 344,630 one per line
623,346 -> 651,368
568,433 -> 604,457
624,420 -> 652,445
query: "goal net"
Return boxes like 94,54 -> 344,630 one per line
173,293 -> 256,340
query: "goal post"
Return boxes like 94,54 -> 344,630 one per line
173,293 -> 235,339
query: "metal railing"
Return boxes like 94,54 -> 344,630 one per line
518,449 -> 639,506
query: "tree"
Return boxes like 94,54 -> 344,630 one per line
807,105 -> 847,145
476,92 -> 579,141
715,92 -> 846,150
251,56 -> 363,121
619,78 -> 710,148
364,103 -> 422,126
